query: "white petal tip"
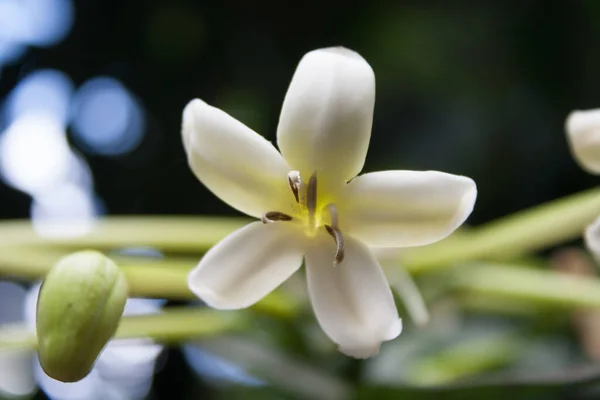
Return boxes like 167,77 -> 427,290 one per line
307,46 -> 366,61
565,108 -> 600,174
187,269 -> 246,311
181,99 -> 207,150
336,319 -> 402,359
422,174 -> 478,245
458,177 -> 478,221
182,98 -> 207,120
338,344 -> 381,359
565,109 -> 600,133
384,318 -> 403,341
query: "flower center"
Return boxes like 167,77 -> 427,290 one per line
261,170 -> 345,265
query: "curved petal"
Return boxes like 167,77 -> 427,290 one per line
277,47 -> 375,185
188,221 -> 305,309
341,170 -> 477,247
585,215 -> 600,263
183,99 -> 292,218
305,233 -> 401,358
566,109 -> 600,175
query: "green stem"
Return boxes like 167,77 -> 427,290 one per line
0,187 -> 597,327
454,262 -> 600,309
0,246 -> 298,317
0,307 -> 246,351
115,307 -> 245,343
1,188 -> 598,272
406,332 -> 525,385
0,216 -> 249,251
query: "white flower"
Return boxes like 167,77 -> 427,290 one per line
565,109 -> 600,261
183,47 -> 477,358
585,216 -> 600,264
566,109 -> 600,175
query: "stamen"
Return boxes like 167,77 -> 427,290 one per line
306,172 -> 318,228
327,203 -> 339,229
325,225 -> 345,265
261,211 -> 292,224
287,171 -> 301,203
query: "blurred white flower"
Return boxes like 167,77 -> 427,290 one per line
565,109 -> 600,262
585,216 -> 600,264
183,46 -> 477,358
566,109 -> 600,175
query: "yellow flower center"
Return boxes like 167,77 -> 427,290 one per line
261,170 -> 345,265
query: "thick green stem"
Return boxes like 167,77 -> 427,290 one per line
0,186 -> 597,340
454,263 -> 600,309
0,216 -> 249,251
1,188 -> 598,273
0,307 -> 246,351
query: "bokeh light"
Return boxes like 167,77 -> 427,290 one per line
70,77 -> 146,156
96,299 -> 165,400
0,114 -> 72,195
30,182 -> 101,239
20,0 -> 75,47
0,0 -> 74,68
4,69 -> 75,126
0,1 -> 30,44
66,151 -> 95,193
34,363 -> 125,400
0,39 -> 26,66
183,344 -> 264,387
0,282 -> 36,398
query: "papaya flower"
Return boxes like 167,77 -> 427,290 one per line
566,109 -> 600,262
566,109 -> 600,175
183,47 -> 477,358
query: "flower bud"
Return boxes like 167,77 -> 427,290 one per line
566,109 -> 600,175
36,250 -> 128,382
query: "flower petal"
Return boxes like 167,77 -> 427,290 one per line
183,99 -> 292,218
305,233 -> 401,358
277,47 -> 375,184
585,215 -> 600,263
188,221 -> 305,309
341,170 -> 477,247
566,109 -> 600,175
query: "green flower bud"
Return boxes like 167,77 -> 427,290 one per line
36,250 -> 128,382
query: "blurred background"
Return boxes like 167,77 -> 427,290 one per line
2,1 -> 600,399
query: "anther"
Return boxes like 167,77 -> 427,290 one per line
287,171 -> 302,203
261,211 -> 292,224
307,172 -> 318,228
325,225 -> 345,265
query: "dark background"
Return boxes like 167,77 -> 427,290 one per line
2,1 -> 598,223
2,1 -> 600,399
